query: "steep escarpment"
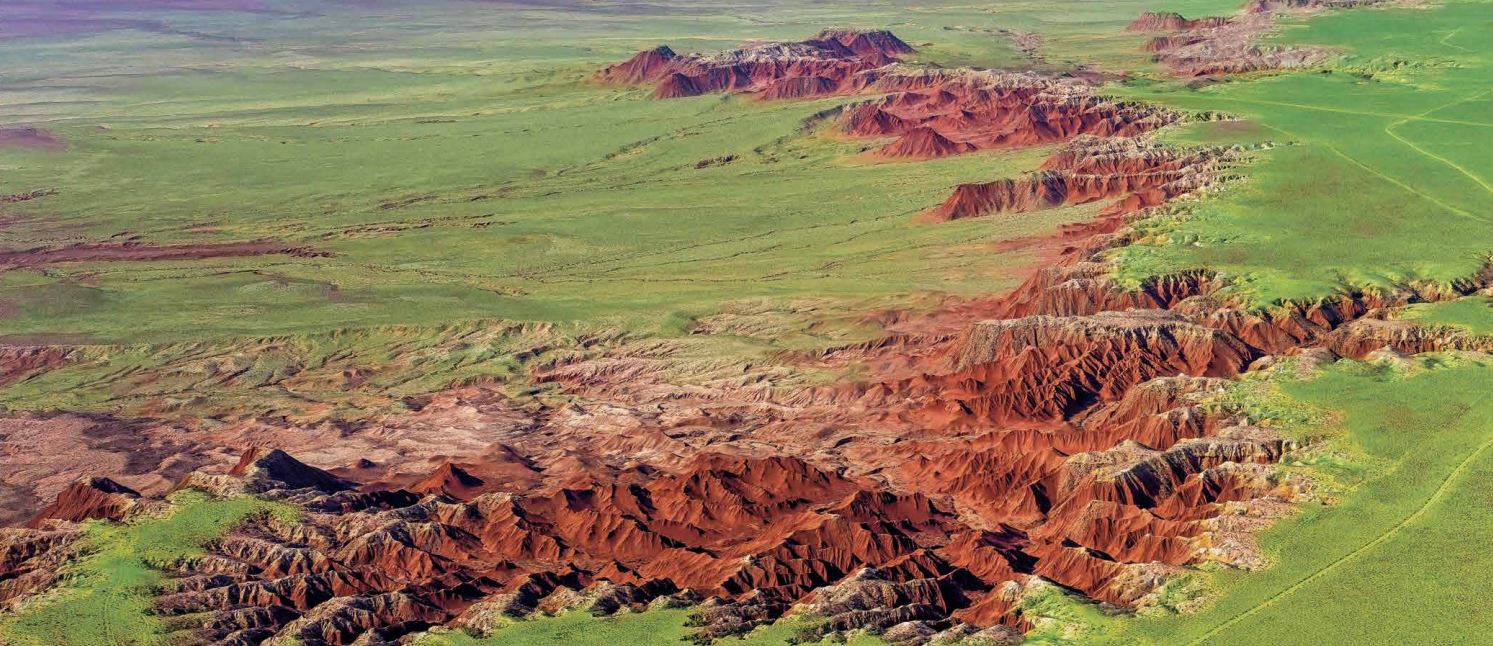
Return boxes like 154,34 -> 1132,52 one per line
840,69 -> 1179,159
0,526 -> 81,610
922,136 -> 1242,221
595,29 -> 914,99
24,477 -> 152,528
1124,0 -> 1402,78
918,310 -> 1256,424
1127,11 -> 1232,32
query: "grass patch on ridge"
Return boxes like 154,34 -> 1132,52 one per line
0,491 -> 295,646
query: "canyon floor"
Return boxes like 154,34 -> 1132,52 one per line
2,0 -> 1493,644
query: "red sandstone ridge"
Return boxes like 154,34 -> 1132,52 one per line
0,346 -> 76,388
1126,0 -> 1395,78
1126,11 -> 1231,31
878,127 -> 977,159
840,69 -> 1179,160
595,29 -> 913,100
921,135 -> 1241,222
912,310 -> 1257,425
25,477 -> 148,528
116,449 -> 1046,643
597,45 -> 678,85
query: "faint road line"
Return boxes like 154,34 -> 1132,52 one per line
1438,28 -> 1473,53
1201,95 -> 1493,128
1189,403 -> 1493,645
1263,123 -> 1485,222
1383,89 -> 1493,200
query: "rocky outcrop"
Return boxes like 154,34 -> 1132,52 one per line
841,70 -> 1179,160
1126,0 -> 1378,79
1324,316 -> 1493,358
25,477 -> 147,528
175,448 -> 356,499
1126,11 -> 1232,31
0,346 -> 76,388
595,29 -> 913,100
0,527 -> 81,610
922,135 -> 1241,221
124,450 -> 1051,644
409,463 -> 488,501
923,310 -> 1256,423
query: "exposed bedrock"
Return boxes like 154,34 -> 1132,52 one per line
1324,315 -> 1493,358
0,345 -> 76,388
1123,0 -> 1399,78
595,29 -> 914,100
918,310 -> 1256,424
0,526 -> 81,610
1126,11 -> 1232,32
12,160 -> 1490,646
840,71 -> 1180,160
921,136 -> 1242,222
112,449 -> 1052,644
23,476 -> 152,528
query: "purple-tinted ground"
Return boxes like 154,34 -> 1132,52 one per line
0,128 -> 64,151
0,0 -> 277,39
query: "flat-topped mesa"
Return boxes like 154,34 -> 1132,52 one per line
1126,11 -> 1232,31
922,136 -> 1239,221
594,29 -> 913,100
840,70 -> 1181,160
